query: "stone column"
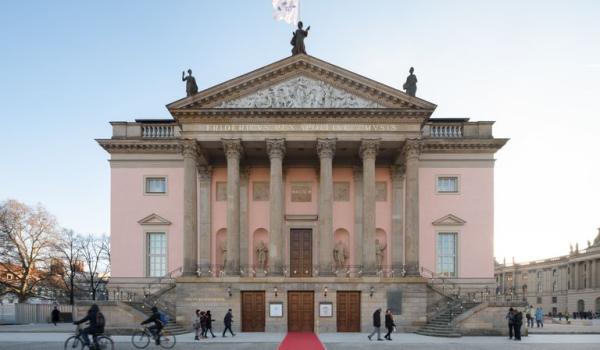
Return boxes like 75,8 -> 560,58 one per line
222,139 -> 243,275
404,139 -> 421,276
239,167 -> 250,275
317,138 -> 336,275
182,140 -> 199,276
266,139 -> 286,275
360,139 -> 379,274
391,165 -> 405,273
574,263 -> 580,290
197,165 -> 212,274
592,259 -> 598,289
353,166 -> 363,273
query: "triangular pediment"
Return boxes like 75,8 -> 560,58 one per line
167,54 -> 436,112
138,213 -> 172,226
432,214 -> 466,226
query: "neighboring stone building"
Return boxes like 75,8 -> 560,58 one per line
495,228 -> 600,316
97,54 -> 507,332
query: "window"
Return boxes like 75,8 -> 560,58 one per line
537,297 -> 542,304
436,232 -> 457,277
437,176 -> 458,193
552,296 -> 557,304
147,232 -> 167,277
145,177 -> 167,194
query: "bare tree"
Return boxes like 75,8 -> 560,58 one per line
53,229 -> 83,306
79,234 -> 110,300
0,199 -> 58,302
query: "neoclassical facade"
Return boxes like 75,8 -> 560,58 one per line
495,228 -> 600,316
98,54 -> 507,332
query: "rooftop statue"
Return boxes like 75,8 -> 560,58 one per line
182,69 -> 198,97
403,67 -> 417,97
291,21 -> 310,55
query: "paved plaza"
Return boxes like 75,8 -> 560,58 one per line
0,329 -> 599,350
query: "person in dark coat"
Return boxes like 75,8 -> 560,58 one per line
141,306 -> 163,345
51,306 -> 60,326
222,309 -> 235,337
384,309 -> 396,340
73,304 -> 103,347
513,308 -> 523,341
367,308 -> 383,341
506,307 -> 515,339
200,311 -> 208,339
205,310 -> 216,338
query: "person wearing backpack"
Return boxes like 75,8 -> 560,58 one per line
73,304 -> 105,348
205,310 -> 216,338
141,306 -> 164,345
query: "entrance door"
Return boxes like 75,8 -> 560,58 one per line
241,291 -> 265,332
290,229 -> 312,277
288,291 -> 314,332
337,291 -> 361,332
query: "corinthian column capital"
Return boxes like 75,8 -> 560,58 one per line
266,138 -> 286,159
198,165 -> 212,181
404,139 -> 422,160
359,139 -> 380,160
222,139 -> 243,160
316,138 -> 336,159
182,139 -> 199,158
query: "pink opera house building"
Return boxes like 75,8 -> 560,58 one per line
97,54 -> 507,333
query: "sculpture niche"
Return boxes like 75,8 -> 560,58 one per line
182,69 -> 198,97
375,239 -> 387,270
402,67 -> 417,97
333,240 -> 348,271
256,240 -> 268,272
291,21 -> 310,55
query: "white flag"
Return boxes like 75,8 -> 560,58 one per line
272,0 -> 299,25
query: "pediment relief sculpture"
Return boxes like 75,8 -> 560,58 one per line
215,76 -> 384,109
137,213 -> 172,225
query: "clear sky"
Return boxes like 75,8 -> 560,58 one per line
1,1 -> 599,263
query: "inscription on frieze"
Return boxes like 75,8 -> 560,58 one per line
291,182 -> 312,202
333,182 -> 350,202
252,181 -> 270,201
376,182 -> 387,202
199,124 -> 400,132
216,182 -> 227,201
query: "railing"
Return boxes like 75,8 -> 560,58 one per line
141,124 -> 176,138
194,264 -> 408,278
431,124 -> 463,138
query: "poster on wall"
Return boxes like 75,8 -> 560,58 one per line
269,302 -> 283,317
319,302 -> 333,317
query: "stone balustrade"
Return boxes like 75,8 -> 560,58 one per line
141,124 -> 176,138
110,121 -> 180,139
422,120 -> 494,139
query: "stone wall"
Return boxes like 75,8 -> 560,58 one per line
455,303 -> 529,336
75,301 -> 147,329
176,276 -> 428,333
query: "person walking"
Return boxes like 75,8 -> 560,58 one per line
222,309 -> 235,337
200,311 -> 208,338
367,308 -> 383,341
384,309 -> 396,341
506,307 -> 515,339
513,308 -> 523,341
51,305 -> 60,326
193,310 -> 202,341
525,306 -> 533,328
205,310 -> 216,338
535,306 -> 544,328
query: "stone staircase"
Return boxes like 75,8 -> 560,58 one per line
416,301 -> 466,337
126,301 -> 188,335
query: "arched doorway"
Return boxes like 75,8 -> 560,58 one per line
577,299 -> 585,313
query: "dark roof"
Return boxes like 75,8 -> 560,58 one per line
134,119 -> 175,124
429,118 -> 470,123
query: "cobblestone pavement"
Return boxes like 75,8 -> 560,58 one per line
0,331 -> 599,350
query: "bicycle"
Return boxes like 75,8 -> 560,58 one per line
64,325 -> 114,350
131,326 -> 176,349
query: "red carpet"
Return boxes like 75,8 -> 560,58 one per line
278,332 -> 326,350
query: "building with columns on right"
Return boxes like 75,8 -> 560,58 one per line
495,228 -> 600,316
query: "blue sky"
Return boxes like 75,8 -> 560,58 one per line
1,1 -> 599,262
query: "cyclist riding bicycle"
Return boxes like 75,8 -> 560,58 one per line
141,306 -> 164,345
73,303 -> 105,348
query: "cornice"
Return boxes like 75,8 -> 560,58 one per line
96,139 -> 182,154
421,138 -> 508,154
167,54 -> 437,112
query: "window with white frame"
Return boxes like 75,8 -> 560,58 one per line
145,177 -> 167,194
437,176 -> 458,193
147,232 -> 167,277
436,232 -> 457,277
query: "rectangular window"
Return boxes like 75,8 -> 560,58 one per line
147,232 -> 167,277
552,296 -> 557,303
437,176 -> 458,193
436,232 -> 457,277
145,177 -> 167,194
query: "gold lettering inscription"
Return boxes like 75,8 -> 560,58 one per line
201,124 -> 399,132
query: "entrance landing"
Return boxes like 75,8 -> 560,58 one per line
279,332 -> 325,350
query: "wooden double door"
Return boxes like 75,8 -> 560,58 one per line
290,229 -> 312,277
337,291 -> 361,332
241,291 -> 265,332
288,291 -> 314,332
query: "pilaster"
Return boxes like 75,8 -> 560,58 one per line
404,139 -> 421,276
197,165 -> 212,274
182,140 -> 199,276
391,164 -> 406,273
317,138 -> 336,275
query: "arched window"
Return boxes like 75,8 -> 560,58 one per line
577,299 -> 585,313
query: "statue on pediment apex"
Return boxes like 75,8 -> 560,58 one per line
182,69 -> 198,97
403,67 -> 417,97
291,21 -> 310,55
